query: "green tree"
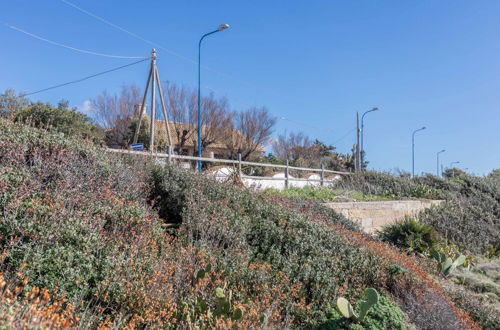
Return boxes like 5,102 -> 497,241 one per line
0,89 -> 30,119
443,168 -> 467,178
14,101 -> 104,144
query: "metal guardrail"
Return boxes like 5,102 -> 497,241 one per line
106,147 -> 351,188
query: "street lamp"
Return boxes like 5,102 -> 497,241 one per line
360,107 -> 379,170
412,126 -> 426,177
197,24 -> 230,172
436,149 -> 445,177
449,161 -> 460,178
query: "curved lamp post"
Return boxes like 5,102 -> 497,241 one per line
197,24 -> 230,172
449,161 -> 460,177
412,126 -> 426,177
436,149 -> 445,177
360,107 -> 378,170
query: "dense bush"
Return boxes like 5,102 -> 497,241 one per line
417,175 -> 500,256
0,120 -> 480,328
13,100 -> 104,144
149,165 -> 390,326
378,218 -> 438,253
318,294 -> 407,329
332,171 -> 443,200
149,166 -> 478,329
333,171 -> 500,256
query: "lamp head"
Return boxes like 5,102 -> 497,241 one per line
422,126 -> 426,130
441,149 -> 445,153
372,107 -> 379,111
218,24 -> 230,31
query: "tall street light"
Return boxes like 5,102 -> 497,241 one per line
449,161 -> 460,177
197,24 -> 230,172
412,126 -> 426,177
360,107 -> 378,170
436,149 -> 445,177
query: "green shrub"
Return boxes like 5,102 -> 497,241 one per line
378,218 -> 438,253
318,295 -> 407,329
332,171 -> 443,200
332,170 -> 499,256
1,120 -> 481,328
14,101 -> 104,144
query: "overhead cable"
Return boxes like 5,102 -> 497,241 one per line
1,21 -> 147,59
59,0 -> 257,87
59,0 -> 196,63
21,58 -> 150,96
332,127 -> 356,145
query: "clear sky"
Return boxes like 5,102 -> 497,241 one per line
1,0 -> 499,175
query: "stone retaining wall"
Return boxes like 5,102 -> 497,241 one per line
324,200 -> 443,233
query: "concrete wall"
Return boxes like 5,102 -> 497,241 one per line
207,167 -> 341,190
324,200 -> 443,233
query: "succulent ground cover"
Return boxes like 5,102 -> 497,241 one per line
0,119 -> 486,328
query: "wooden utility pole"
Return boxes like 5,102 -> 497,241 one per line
133,49 -> 172,152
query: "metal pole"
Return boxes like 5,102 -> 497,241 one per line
436,150 -> 445,177
320,163 -> 325,187
356,112 -> 361,172
237,153 -> 242,179
149,49 -> 157,152
197,25 -> 229,173
412,126 -> 426,177
360,107 -> 378,170
198,30 -> 219,172
285,159 -> 289,189
449,161 -> 460,177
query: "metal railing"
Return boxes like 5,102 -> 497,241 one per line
106,147 -> 351,188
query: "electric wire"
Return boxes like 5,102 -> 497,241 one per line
278,116 -> 336,133
20,58 -> 150,96
56,1 -> 357,147
332,127 -> 356,145
58,0 -> 259,86
59,0 -> 196,64
1,21 -> 147,59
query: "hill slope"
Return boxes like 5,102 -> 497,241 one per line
0,120 -> 480,329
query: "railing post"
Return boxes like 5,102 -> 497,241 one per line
166,145 -> 172,164
320,163 -> 325,187
237,153 -> 242,179
285,159 -> 289,190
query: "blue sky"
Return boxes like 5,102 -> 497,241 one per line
1,0 -> 499,175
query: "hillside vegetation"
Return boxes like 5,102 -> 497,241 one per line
0,119 -> 487,329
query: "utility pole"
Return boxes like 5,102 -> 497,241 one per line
133,49 -> 172,152
149,51 -> 156,151
356,112 -> 361,172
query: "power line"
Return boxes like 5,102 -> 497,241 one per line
59,0 -> 196,64
332,127 -> 356,145
278,116 -> 336,133
1,21 -> 146,59
58,0 -> 259,87
57,0 -> 356,147
21,58 -> 149,96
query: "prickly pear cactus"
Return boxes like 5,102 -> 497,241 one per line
336,297 -> 357,319
431,250 -> 466,277
358,288 -> 379,321
336,288 -> 379,322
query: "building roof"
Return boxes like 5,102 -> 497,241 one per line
154,120 -> 265,152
